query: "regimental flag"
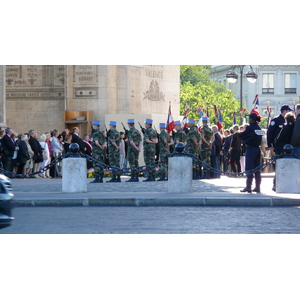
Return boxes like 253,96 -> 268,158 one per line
232,110 -> 236,125
182,107 -> 189,128
240,108 -> 247,125
266,104 -> 272,129
197,119 -> 203,132
250,94 -> 260,115
206,107 -> 209,118
166,102 -> 175,134
214,105 -> 223,130
197,105 -> 203,119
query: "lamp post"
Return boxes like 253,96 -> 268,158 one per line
226,65 -> 258,124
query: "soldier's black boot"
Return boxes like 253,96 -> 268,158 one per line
116,175 -> 121,182
107,174 -> 117,182
143,176 -> 155,182
134,175 -> 139,182
99,175 -> 103,183
157,173 -> 167,181
90,176 -> 101,183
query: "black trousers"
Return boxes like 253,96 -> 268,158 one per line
230,149 -> 241,173
245,146 -> 261,188
3,156 -> 13,172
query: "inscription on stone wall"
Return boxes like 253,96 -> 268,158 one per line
53,66 -> 65,86
74,65 -> 97,84
6,65 -> 43,86
6,90 -> 64,99
6,65 -> 65,100
145,69 -> 163,79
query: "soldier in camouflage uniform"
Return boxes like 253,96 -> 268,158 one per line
143,118 -> 158,181
185,119 -> 201,179
107,121 -> 122,182
200,117 -> 213,179
174,120 -> 186,145
158,123 -> 174,181
126,119 -> 142,182
90,121 -> 107,183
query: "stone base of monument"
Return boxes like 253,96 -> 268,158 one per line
276,158 -> 300,193
168,156 -> 192,193
62,158 -> 87,193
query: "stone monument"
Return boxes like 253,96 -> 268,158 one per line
276,158 -> 300,193
4,65 -> 180,135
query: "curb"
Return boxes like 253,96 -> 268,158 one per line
13,197 -> 300,207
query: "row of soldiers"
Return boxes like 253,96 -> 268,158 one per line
89,116 -> 214,183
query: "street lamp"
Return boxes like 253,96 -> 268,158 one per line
226,65 -> 258,124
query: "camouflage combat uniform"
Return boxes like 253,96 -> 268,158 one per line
108,128 -> 121,180
127,126 -> 142,181
174,129 -> 186,144
200,124 -> 213,178
91,129 -> 106,181
143,126 -> 157,180
159,130 -> 171,178
186,125 -> 201,178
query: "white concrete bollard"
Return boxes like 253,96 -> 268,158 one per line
168,156 -> 193,193
276,158 -> 300,193
62,157 -> 87,193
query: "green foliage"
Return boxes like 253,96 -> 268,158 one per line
180,65 -> 242,129
259,117 -> 268,129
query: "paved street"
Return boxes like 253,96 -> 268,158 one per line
2,206 -> 300,234
9,173 -> 300,207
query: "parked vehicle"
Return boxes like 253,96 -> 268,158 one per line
0,174 -> 14,229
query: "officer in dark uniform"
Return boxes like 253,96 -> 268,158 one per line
267,104 -> 293,191
239,113 -> 264,193
267,104 -> 293,155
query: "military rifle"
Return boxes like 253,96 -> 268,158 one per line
121,122 -> 129,136
90,121 -> 96,134
138,122 -> 146,135
104,124 -> 110,165
153,126 -> 160,162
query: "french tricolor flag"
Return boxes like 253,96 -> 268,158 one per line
182,108 -> 189,128
166,102 -> 175,134
250,94 -> 260,115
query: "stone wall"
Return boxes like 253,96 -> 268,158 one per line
0,65 -> 6,128
4,65 -> 180,135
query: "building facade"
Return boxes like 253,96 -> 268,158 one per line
2,65 -> 180,135
210,65 -> 300,118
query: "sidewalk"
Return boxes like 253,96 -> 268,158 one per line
10,173 -> 300,207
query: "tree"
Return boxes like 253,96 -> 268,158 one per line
180,65 -> 242,129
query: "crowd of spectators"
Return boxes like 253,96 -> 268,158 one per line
211,103 -> 300,176
0,127 -> 98,178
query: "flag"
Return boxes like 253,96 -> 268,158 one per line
197,105 -> 203,119
206,107 -> 209,118
240,108 -> 247,125
166,102 -> 175,134
182,107 -> 189,128
266,104 -> 272,129
214,105 -> 223,130
250,95 -> 260,115
232,110 -> 236,125
217,108 -> 223,123
252,94 -> 259,104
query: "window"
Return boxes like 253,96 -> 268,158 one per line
285,73 -> 297,94
262,74 -> 274,94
